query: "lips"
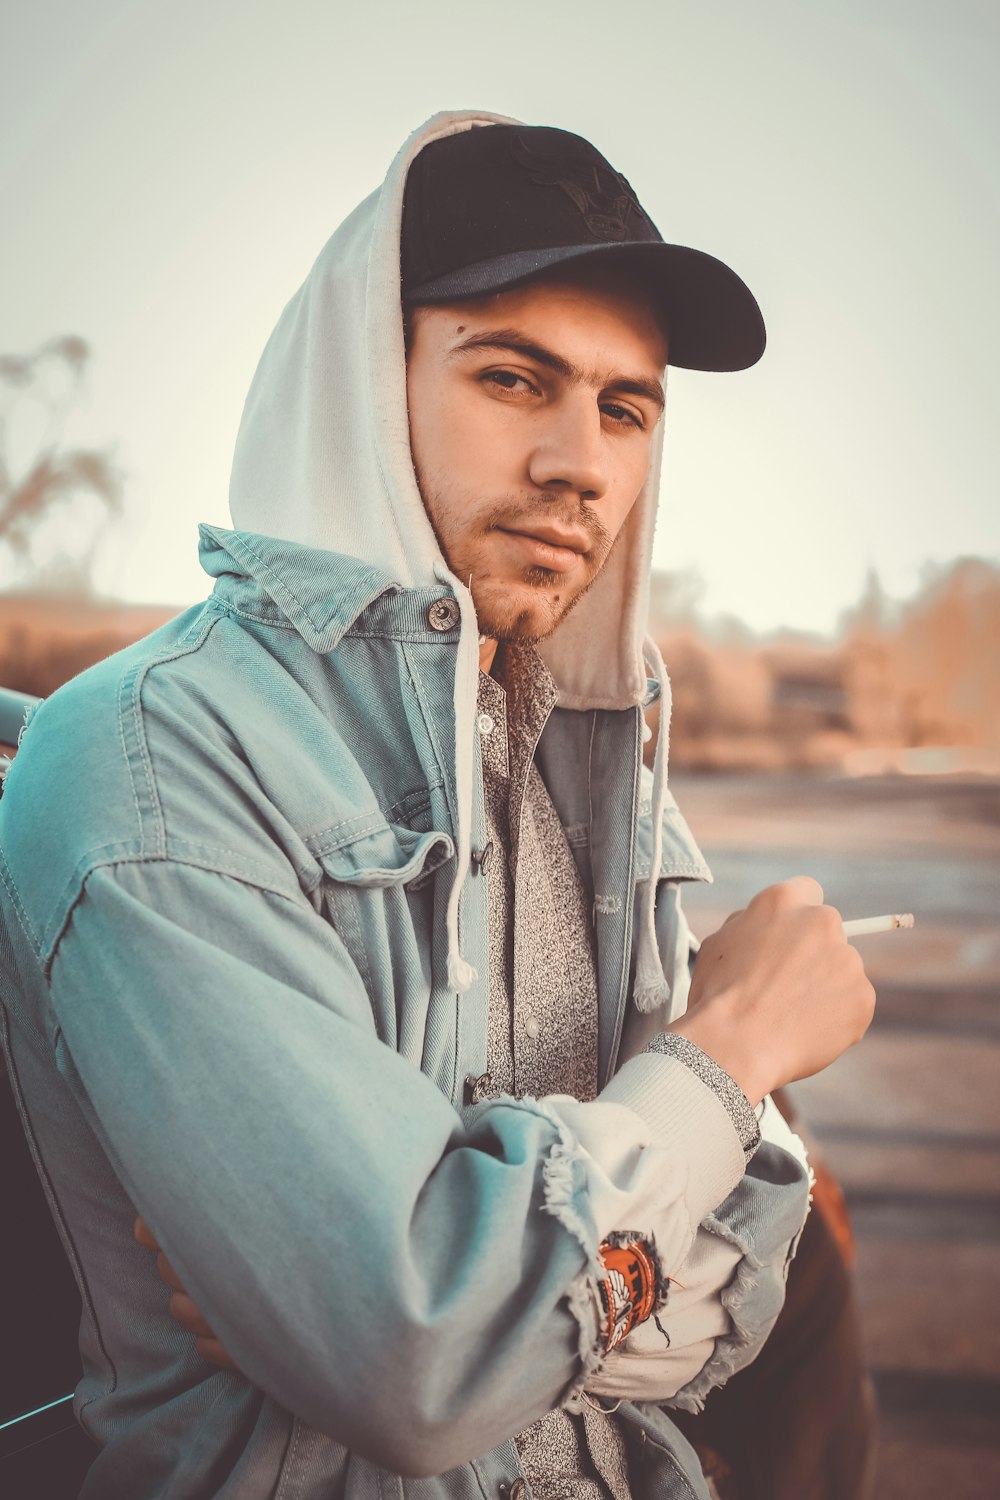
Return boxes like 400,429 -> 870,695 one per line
500,525 -> 589,554
497,526 -> 589,574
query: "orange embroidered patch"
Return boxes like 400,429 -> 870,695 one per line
596,1235 -> 659,1353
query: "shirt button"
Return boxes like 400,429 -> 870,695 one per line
477,712 -> 494,736
427,597 -> 460,631
524,1015 -> 540,1040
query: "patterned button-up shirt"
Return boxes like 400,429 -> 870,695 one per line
477,642 -> 633,1500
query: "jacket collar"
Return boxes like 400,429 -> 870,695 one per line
199,524 -> 458,654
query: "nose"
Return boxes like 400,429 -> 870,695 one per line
526,395 -> 608,501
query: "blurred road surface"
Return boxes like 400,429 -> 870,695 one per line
673,771 -> 1000,1500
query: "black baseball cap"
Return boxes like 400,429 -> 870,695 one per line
400,124 -> 765,373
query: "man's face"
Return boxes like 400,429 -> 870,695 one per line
405,266 -> 668,642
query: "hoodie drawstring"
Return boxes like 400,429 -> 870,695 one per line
434,563 -> 480,993
632,635 -> 673,1015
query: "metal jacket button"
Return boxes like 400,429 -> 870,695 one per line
464,1072 -> 493,1105
472,841 -> 494,873
428,597 -> 460,631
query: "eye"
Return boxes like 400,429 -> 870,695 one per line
601,401 -> 645,430
480,369 -> 540,398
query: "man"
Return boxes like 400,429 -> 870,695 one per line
0,112 -> 875,1498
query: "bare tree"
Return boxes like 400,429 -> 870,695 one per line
0,336 -> 122,593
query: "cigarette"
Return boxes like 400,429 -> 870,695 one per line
842,913 -> 915,937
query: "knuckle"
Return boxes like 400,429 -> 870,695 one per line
815,904 -> 842,935
757,876 -> 824,911
789,873 -> 824,903
753,882 -> 789,910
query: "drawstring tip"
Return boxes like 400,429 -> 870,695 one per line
633,970 -> 671,1015
447,953 -> 478,994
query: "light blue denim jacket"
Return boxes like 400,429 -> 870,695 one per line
0,527 -> 810,1499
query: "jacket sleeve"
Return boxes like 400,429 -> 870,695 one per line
580,882 -> 812,1408
47,857 -> 749,1476
580,1095 -> 811,1408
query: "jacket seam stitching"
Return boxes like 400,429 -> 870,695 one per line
44,854 -> 309,977
635,862 -> 711,881
344,628 -> 456,642
303,790 -> 442,852
384,782 -> 442,820
0,843 -> 42,956
213,600 -> 297,629
165,839 -> 299,877
304,809 -> 388,846
119,609 -> 224,862
117,666 -> 147,857
400,641 -> 456,853
128,665 -> 163,858
468,1458 -> 495,1500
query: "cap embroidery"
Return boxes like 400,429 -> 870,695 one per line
509,130 -> 642,243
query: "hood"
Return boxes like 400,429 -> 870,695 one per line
228,109 -> 675,1007
228,108 -> 665,714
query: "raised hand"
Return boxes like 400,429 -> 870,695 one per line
670,877 -> 876,1105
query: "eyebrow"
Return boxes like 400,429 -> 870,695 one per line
450,327 -> 666,411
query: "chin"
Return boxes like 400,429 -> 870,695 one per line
474,581 -> 577,643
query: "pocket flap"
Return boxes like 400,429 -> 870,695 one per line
315,821 -> 455,888
634,785 -> 713,884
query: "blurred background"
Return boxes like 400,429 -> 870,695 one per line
2,1 -> 998,1495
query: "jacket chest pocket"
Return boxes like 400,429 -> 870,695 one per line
308,810 -> 455,1059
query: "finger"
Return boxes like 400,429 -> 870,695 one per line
169,1291 -> 217,1339
156,1251 -> 186,1293
752,876 -> 824,912
133,1216 -> 160,1251
781,875 -> 825,905
194,1336 -> 239,1372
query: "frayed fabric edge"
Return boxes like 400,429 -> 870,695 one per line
532,1096 -> 608,1403
656,1221 -> 770,1414
537,1098 -> 603,1275
561,1273 -> 607,1409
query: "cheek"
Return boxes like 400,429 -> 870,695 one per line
411,388 -> 484,485
605,453 -> 652,540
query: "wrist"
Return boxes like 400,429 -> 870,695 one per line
666,1005 -> 771,1107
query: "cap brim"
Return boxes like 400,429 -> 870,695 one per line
406,242 -> 766,373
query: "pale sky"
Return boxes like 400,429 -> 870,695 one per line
2,0 -> 998,634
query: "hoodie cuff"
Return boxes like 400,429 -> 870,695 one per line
643,1032 -> 762,1162
599,1050 -> 748,1225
